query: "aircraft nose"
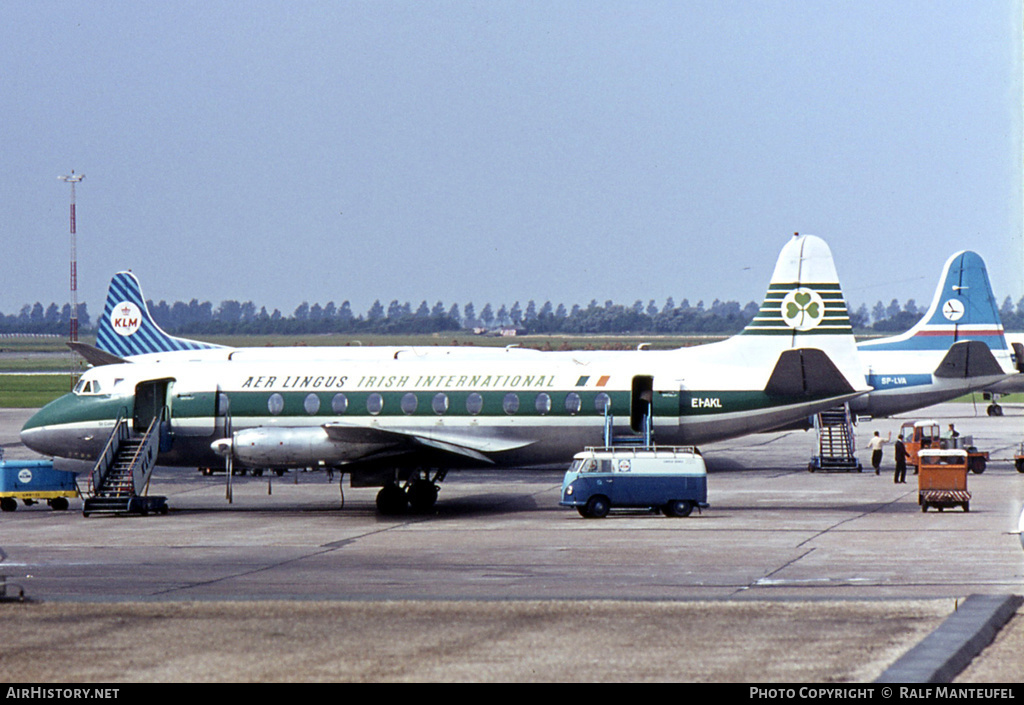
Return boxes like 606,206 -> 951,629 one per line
19,424 -> 54,456
18,393 -> 98,460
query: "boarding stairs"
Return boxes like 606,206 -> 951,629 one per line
82,411 -> 168,516
603,408 -> 654,447
808,404 -> 862,472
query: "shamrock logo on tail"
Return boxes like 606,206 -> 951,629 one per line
781,288 -> 825,331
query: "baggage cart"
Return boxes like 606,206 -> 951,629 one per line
917,449 -> 970,512
899,420 -> 988,473
0,459 -> 79,512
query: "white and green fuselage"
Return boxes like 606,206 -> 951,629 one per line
21,343 -> 863,473
21,234 -> 872,479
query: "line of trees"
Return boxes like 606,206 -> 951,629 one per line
4,295 -> 1024,337
0,303 -> 91,336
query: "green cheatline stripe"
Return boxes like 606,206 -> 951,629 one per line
752,301 -> 850,313
750,319 -> 852,326
755,304 -> 850,311
746,314 -> 852,326
741,327 -> 853,336
766,282 -> 843,291
762,295 -> 846,303
749,311 -> 852,321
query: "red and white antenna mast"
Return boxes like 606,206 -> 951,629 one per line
59,171 -> 84,342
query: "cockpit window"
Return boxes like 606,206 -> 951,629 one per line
74,379 -> 104,395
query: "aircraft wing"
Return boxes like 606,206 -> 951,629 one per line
322,422 -> 534,463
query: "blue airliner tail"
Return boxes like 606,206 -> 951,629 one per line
95,271 -> 224,358
858,251 -> 1008,353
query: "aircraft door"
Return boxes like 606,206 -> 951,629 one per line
630,375 -> 654,434
133,378 -> 173,434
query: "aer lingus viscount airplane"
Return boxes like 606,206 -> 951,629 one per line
23,234 -> 869,513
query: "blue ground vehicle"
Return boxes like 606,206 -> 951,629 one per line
560,446 -> 709,518
0,458 -> 79,512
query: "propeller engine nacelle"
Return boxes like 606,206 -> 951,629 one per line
211,426 -> 383,468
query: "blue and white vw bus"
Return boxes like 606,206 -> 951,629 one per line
560,446 -> 709,518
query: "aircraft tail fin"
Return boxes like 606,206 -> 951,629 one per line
737,233 -> 865,390
95,271 -> 224,358
858,251 -> 1009,354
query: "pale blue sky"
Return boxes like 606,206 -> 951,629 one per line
2,1 -> 1022,321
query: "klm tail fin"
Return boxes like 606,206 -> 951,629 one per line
95,271 -> 223,358
858,251 -> 1008,353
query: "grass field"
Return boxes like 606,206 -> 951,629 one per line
0,374 -> 78,407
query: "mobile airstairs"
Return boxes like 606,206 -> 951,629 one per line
602,406 -> 654,447
808,404 -> 862,472
82,410 -> 168,517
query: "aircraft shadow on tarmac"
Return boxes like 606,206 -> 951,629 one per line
702,457 -> 809,474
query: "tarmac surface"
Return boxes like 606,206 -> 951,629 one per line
0,403 -> 1021,683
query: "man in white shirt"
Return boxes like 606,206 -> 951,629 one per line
867,431 -> 891,475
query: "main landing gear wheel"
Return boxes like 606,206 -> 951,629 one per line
406,479 -> 439,514
376,483 -> 408,515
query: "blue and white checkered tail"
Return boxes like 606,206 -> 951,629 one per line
95,271 -> 223,358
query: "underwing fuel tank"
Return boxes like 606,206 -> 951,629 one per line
211,427 -> 386,468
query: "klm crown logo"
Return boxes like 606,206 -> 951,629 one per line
111,301 -> 142,337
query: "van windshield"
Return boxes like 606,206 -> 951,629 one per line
569,459 -> 590,473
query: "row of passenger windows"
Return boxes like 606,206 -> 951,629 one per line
261,391 -> 613,417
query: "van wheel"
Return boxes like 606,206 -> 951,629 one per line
665,500 -> 693,518
585,496 -> 610,519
